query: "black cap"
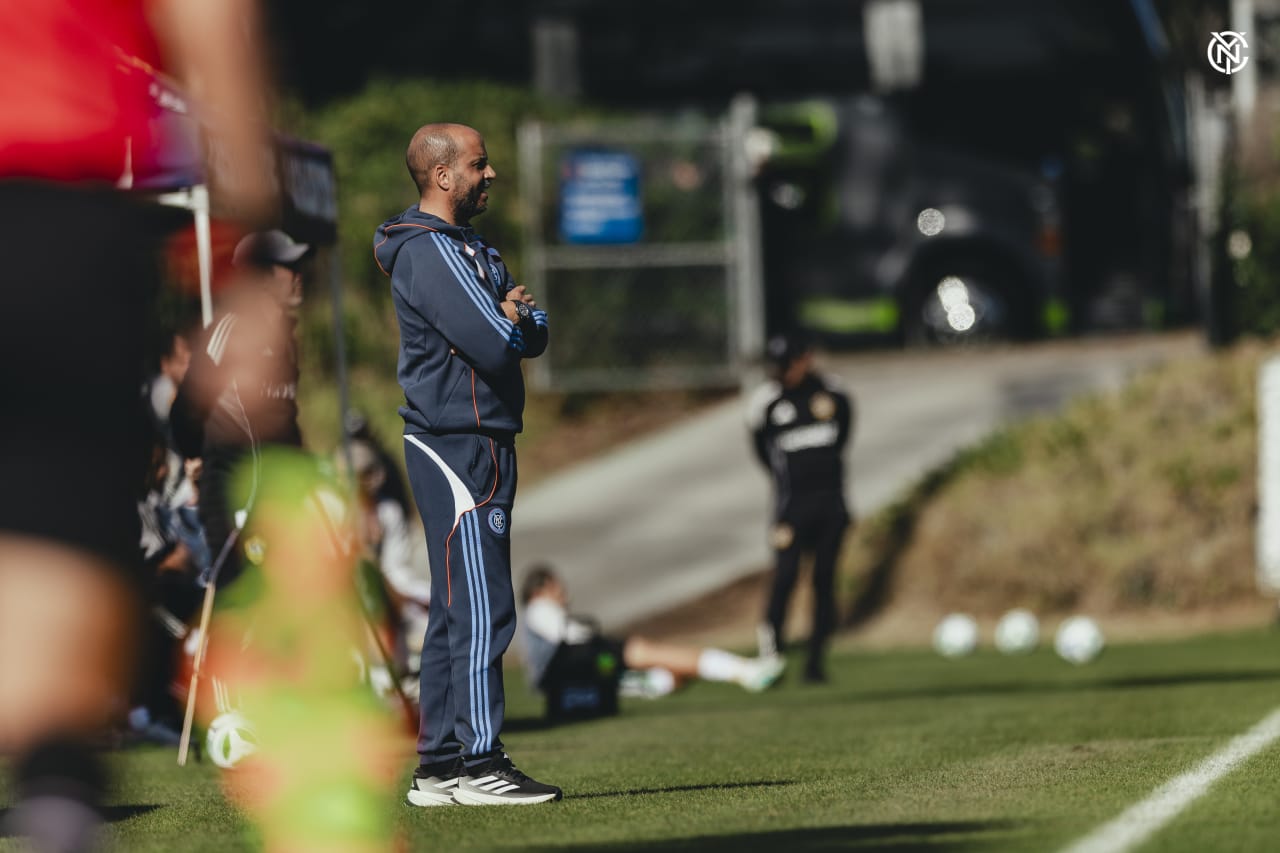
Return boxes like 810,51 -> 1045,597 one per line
232,230 -> 310,269
765,332 -> 811,370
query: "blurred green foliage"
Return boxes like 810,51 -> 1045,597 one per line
287,78 -> 583,295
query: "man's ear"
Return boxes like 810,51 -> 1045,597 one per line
435,165 -> 451,192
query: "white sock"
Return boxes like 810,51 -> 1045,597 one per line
756,623 -> 778,658
696,648 -> 750,683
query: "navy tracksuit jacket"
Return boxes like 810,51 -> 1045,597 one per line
375,207 -> 547,767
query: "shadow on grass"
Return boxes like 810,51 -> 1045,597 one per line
572,780 -> 795,800
543,819 -> 1024,851
0,804 -> 161,836
871,667 -> 1280,702
1101,669 -> 1280,691
789,667 -> 1280,708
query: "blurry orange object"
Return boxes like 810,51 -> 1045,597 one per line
197,450 -> 401,852
164,219 -> 247,297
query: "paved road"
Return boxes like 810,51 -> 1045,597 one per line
512,334 -> 1199,630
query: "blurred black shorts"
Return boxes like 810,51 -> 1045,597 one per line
0,181 -> 161,576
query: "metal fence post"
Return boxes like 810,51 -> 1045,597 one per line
728,94 -> 765,389
1257,355 -> 1280,594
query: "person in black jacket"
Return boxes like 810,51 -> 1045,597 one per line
374,123 -> 558,807
170,229 -> 309,588
747,333 -> 854,683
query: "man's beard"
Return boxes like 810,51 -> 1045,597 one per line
452,181 -> 488,223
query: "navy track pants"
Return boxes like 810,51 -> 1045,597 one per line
404,432 -> 517,768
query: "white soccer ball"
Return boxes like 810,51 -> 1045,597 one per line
206,710 -> 258,769
994,608 -> 1040,655
1054,616 -> 1105,665
933,613 -> 979,658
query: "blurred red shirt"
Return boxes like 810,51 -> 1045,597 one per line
0,0 -> 161,183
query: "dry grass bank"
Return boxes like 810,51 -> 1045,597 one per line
841,338 -> 1278,644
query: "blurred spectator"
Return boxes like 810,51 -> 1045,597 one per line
344,409 -> 411,514
139,443 -> 195,577
520,565 -> 785,702
346,440 -> 430,679
170,229 -> 309,588
146,329 -> 197,506
138,446 -> 210,582
170,458 -> 210,573
133,441 -> 205,745
148,331 -> 192,427
747,332 -> 854,683
0,0 -> 274,848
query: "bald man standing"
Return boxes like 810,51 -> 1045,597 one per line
374,124 -> 558,806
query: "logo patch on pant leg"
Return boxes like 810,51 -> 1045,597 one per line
487,507 -> 508,536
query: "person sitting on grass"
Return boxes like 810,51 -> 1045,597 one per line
520,564 -> 784,698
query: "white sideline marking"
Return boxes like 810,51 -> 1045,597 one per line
1059,707 -> 1280,853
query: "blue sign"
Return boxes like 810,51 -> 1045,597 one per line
559,149 -> 643,244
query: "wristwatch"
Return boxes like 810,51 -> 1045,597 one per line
510,299 -> 533,326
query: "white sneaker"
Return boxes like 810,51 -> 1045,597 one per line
453,754 -> 563,806
406,759 -> 462,807
738,655 -> 786,693
619,667 -> 677,699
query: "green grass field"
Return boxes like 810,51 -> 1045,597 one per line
5,628 -> 1280,852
